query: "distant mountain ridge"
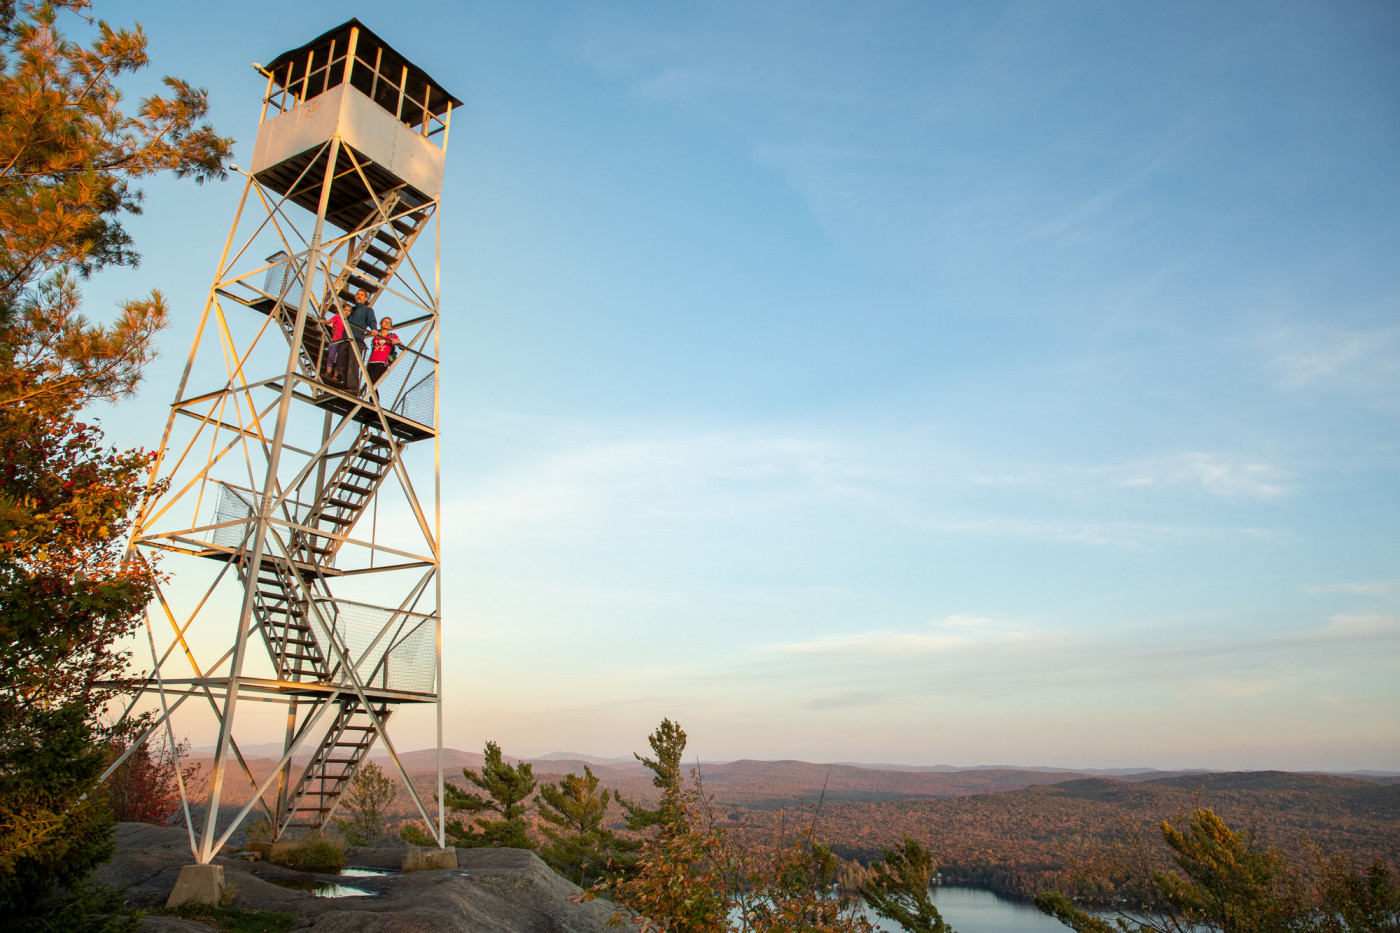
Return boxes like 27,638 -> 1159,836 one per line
827,762 -> 1205,776
190,744 -> 1398,781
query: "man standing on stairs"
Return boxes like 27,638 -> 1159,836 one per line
344,289 -> 377,393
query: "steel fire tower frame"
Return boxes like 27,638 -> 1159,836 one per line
111,21 -> 458,861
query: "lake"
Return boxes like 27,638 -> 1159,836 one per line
864,886 -> 1073,933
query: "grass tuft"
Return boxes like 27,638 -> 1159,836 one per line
157,902 -> 297,932
269,836 -> 348,873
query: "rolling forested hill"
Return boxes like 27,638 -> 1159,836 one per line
768,771 -> 1400,899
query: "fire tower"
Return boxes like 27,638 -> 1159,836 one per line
111,20 -> 457,861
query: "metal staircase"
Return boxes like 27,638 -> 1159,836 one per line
293,429 -> 396,564
230,427 -> 395,668
234,427 -> 401,833
328,190 -> 431,309
280,698 -> 392,831
247,557 -> 330,681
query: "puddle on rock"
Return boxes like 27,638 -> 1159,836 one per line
340,868 -> 391,878
265,877 -> 375,898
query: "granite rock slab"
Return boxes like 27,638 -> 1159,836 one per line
103,822 -> 627,932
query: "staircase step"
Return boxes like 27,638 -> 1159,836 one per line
354,259 -> 391,278
324,497 -> 364,511
296,783 -> 350,795
362,244 -> 395,265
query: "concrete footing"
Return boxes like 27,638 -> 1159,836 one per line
167,863 -> 226,907
404,846 -> 458,870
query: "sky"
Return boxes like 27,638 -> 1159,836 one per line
77,1 -> 1398,771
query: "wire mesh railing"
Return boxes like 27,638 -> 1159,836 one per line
263,252 -> 327,310
370,365 -> 434,428
308,598 -> 437,694
210,483 -> 315,551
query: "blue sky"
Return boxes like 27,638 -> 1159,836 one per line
84,1 -> 1397,770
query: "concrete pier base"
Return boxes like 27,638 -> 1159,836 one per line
404,846 -> 458,870
166,864 -> 225,907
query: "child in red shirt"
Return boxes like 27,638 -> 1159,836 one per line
367,317 -> 400,389
321,307 -> 347,384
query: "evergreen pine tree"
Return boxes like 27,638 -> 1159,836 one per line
537,765 -> 637,887
334,761 -> 396,847
623,717 -> 688,833
405,741 -> 537,849
862,836 -> 955,933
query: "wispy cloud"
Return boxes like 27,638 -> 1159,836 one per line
763,614 -> 1031,656
937,613 -> 996,629
445,427 -> 894,544
764,629 -> 966,656
1265,325 -> 1400,404
803,689 -> 905,711
1299,581 -> 1398,600
925,516 -> 1283,549
1317,613 -> 1400,640
636,67 -> 724,103
968,472 -> 1040,487
1088,452 -> 1292,499
751,609 -> 1399,713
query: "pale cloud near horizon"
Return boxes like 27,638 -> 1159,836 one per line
938,613 -> 996,628
1299,581 -> 1397,600
1317,613 -> 1400,640
761,613 -> 1035,656
764,629 -> 968,656
754,607 -> 1397,681
447,419 -> 1297,555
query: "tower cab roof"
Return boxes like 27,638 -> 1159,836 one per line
263,18 -> 462,123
